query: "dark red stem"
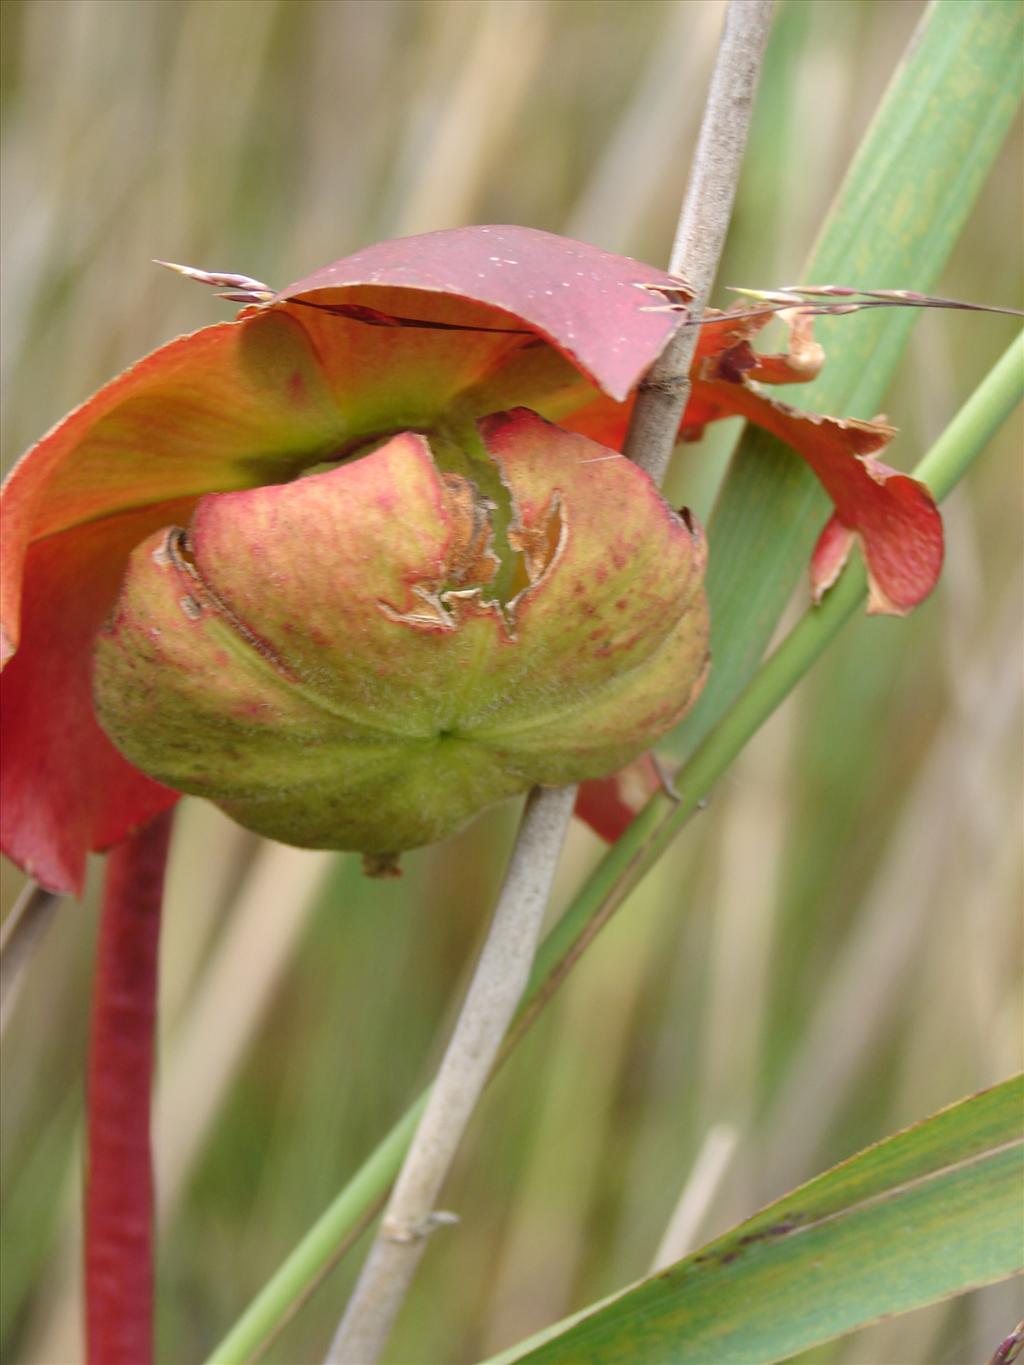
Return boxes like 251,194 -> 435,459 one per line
85,809 -> 174,1365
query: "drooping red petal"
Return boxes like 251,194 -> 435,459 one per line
0,506 -> 187,893
574,752 -> 663,843
0,312 -> 341,887
275,225 -> 690,403
86,808 -> 173,1365
686,308 -> 942,612
1,313 -> 349,663
691,378 -> 943,614
563,306 -> 943,614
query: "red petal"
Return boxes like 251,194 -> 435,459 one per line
544,306 -> 941,614
574,752 -> 662,843
688,310 -> 941,612
1,311 -> 349,888
0,507 -> 185,894
1,312 -> 348,661
692,379 -> 943,614
276,226 -> 689,403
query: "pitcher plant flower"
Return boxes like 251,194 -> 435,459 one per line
0,226 -> 943,893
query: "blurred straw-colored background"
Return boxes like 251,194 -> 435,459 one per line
1,2 -> 1021,1362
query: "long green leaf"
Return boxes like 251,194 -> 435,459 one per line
667,0 -> 1024,760
485,1077 -> 1024,1365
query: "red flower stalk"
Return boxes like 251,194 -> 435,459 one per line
0,226 -> 943,892
85,808 -> 173,1365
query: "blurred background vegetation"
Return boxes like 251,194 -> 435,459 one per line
1,1 -> 1020,1362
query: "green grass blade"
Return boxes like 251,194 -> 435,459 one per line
484,1077 -> 1024,1365
667,0 -> 1024,760
203,334 -> 1022,1364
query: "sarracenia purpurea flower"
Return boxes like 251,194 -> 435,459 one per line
0,226 -> 942,892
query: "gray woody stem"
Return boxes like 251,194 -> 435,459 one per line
325,785 -> 578,1365
325,3 -> 773,1359
624,0 -> 775,484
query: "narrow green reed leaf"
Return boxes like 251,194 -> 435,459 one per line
204,332 -> 1022,1364
666,0 -> 1024,760
483,1078 -> 1024,1365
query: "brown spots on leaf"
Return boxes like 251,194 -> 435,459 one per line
692,1212 -> 809,1271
